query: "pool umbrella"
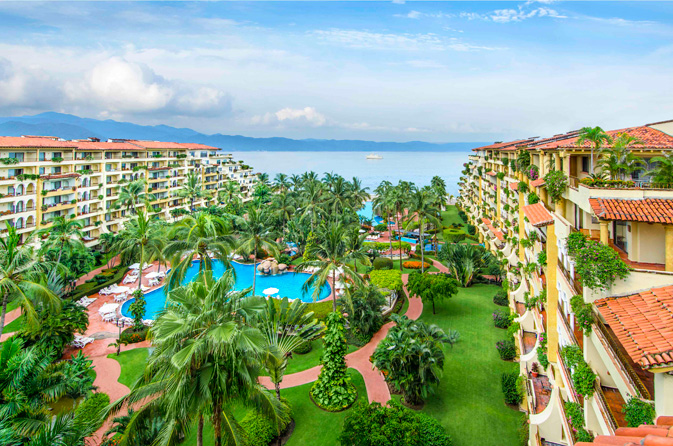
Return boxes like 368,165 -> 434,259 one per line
263,287 -> 279,296
98,303 -> 119,314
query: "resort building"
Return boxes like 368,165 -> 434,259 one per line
457,120 -> 673,445
0,136 -> 258,248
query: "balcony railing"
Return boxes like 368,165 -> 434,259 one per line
593,382 -> 618,433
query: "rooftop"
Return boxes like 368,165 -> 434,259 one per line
595,285 -> 673,370
576,416 -> 673,446
522,203 -> 554,227
589,197 -> 673,224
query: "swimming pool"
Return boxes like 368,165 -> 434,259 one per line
121,260 -> 332,319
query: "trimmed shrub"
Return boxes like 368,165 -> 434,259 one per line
466,224 -> 477,235
373,257 -> 393,270
443,228 -> 466,243
293,339 -> 312,354
493,290 -> 508,306
402,261 -> 432,269
501,371 -> 523,406
74,392 -> 110,434
492,310 -> 512,329
120,326 -> 148,344
241,411 -> 275,446
374,223 -> 388,232
496,338 -> 516,360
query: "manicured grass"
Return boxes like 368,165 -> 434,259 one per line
441,205 -> 467,229
418,283 -> 521,446
108,347 -> 150,388
183,369 -> 367,446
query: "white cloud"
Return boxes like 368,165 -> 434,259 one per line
394,10 -> 454,20
65,57 -> 232,117
458,6 -> 566,23
0,58 -> 61,112
251,107 -> 328,127
309,29 -> 501,51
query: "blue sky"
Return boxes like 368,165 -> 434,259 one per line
0,1 -> 672,142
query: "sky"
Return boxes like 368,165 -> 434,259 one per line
0,1 -> 672,142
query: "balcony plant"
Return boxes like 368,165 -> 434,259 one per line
40,204 -> 47,211
568,234 -> 630,291
70,199 -> 77,204
98,194 -> 104,200
544,170 -> 568,203
570,295 -> 593,334
41,190 -> 48,196
537,334 -> 549,369
527,192 -> 540,204
622,396 -> 656,427
0,157 -> 19,165
52,156 -> 64,163
530,362 -> 539,378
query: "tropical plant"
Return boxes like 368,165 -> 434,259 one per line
647,152 -> 673,186
543,170 -> 568,203
570,294 -> 593,334
406,271 -> 458,314
163,212 -> 235,289
373,314 -> 458,405
501,371 -> 523,406
235,206 -> 280,297
339,285 -> 385,342
577,126 -> 612,174
0,224 -> 60,334
310,312 -> 356,411
597,134 -> 646,180
622,396 -> 656,427
18,299 -> 88,356
297,221 -> 368,312
116,179 -> 153,214
179,171 -> 210,210
258,296 -> 324,399
109,270 -> 290,446
405,187 -> 440,272
438,243 -> 488,287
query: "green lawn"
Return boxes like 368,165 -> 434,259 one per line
3,314 -> 24,333
183,369 -> 367,446
441,205 -> 467,229
418,283 -> 522,446
108,347 -> 150,388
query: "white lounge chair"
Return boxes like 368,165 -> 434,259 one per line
113,293 -> 127,302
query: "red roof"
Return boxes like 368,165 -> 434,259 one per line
74,141 -> 141,151
179,143 -> 221,151
522,203 -> 554,227
595,286 -> 673,370
530,178 -> 545,188
533,125 -> 673,150
577,417 -> 673,446
471,138 -> 536,152
486,171 -> 497,176
509,182 -> 519,191
589,198 -> 673,223
0,136 -> 76,148
481,217 -> 491,225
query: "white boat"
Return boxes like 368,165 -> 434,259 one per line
366,153 -> 383,160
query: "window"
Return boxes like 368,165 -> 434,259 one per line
8,153 -> 24,162
39,167 -> 45,175
581,156 -> 589,173
8,169 -> 23,177
39,152 -> 46,161
52,152 -> 62,159
51,167 -> 61,174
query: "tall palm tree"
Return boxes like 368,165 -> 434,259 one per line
391,182 -> 412,271
258,297 -> 324,399
300,180 -> 324,231
99,232 -> 119,268
431,176 -> 447,198
577,126 -> 612,175
297,221 -> 368,312
112,209 -> 164,292
405,187 -> 440,273
372,181 -> 395,255
116,179 -> 152,214
273,173 -> 291,193
323,176 -> 352,215
179,172 -> 210,211
36,215 -> 84,267
109,271 -> 289,446
349,177 -> 370,210
163,212 -> 236,290
217,180 -> 240,204
235,207 -> 280,297
0,225 -> 60,334
271,192 -> 295,241
345,226 -> 369,274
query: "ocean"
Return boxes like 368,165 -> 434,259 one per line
230,150 -> 471,196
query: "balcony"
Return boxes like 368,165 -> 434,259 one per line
595,384 -> 627,429
522,331 -> 537,355
527,369 -> 552,414
43,186 -> 77,197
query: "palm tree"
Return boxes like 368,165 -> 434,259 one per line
36,215 -> 84,268
577,126 -> 612,175
345,226 -> 369,274
271,192 -> 295,241
273,173 -> 291,193
439,243 -> 488,287
179,172 -> 210,211
300,180 -> 324,231
217,180 -> 241,204
349,177 -> 370,210
405,187 -> 440,273
99,232 -> 119,268
323,176 -> 352,215
235,207 -> 280,297
109,271 -> 289,446
112,209 -> 164,292
258,297 -> 324,399
647,152 -> 673,187
391,182 -> 412,270
297,221 -> 368,312
163,212 -> 235,290
116,179 -> 152,214
431,176 -> 447,198
0,224 -> 60,334
372,181 -> 395,255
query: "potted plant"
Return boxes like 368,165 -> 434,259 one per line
531,362 -> 539,378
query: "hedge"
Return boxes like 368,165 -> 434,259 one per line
373,257 -> 393,270
120,326 -> 148,344
241,411 -> 276,446
496,338 -> 516,360
493,290 -> 508,306
71,266 -> 127,300
443,228 -> 466,243
501,371 -> 523,406
369,269 -> 403,291
402,261 -> 432,269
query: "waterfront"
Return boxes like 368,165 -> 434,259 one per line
231,150 -> 473,195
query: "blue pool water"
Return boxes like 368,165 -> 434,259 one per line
401,237 -> 418,244
121,260 -> 332,319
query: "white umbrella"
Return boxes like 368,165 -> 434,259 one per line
263,287 -> 279,296
359,229 -> 366,233
129,263 -> 140,270
98,303 -> 119,314
145,271 -> 161,279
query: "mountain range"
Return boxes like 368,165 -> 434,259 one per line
0,112 -> 485,152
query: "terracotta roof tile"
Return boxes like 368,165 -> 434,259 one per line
471,138 -> 536,152
533,126 -> 673,151
509,182 -> 519,191
127,140 -> 188,149
595,286 -> 673,369
530,178 -> 545,188
486,171 -> 497,176
481,217 -> 491,225
576,417 -> 673,445
73,141 -> 141,151
179,143 -> 222,151
589,197 -> 673,223
522,203 -> 554,227
0,136 -> 77,148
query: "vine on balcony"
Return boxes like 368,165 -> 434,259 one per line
570,295 -> 593,334
561,345 -> 596,398
565,401 -> 593,442
565,232 -> 630,291
544,170 -> 568,203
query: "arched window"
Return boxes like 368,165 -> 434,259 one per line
16,184 -> 24,196
15,217 -> 23,229
16,202 -> 24,213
